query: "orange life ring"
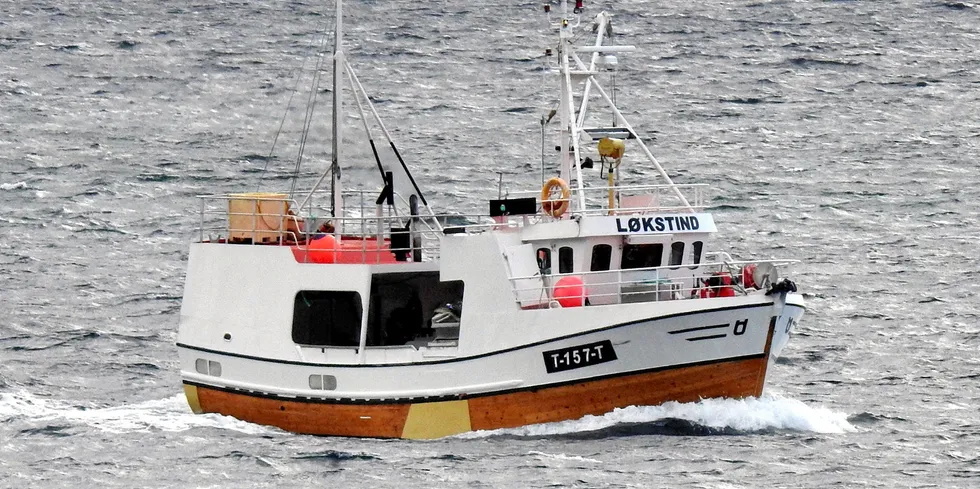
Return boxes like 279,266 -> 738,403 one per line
540,177 -> 571,218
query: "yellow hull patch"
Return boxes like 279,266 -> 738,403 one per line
183,384 -> 203,414
400,400 -> 471,439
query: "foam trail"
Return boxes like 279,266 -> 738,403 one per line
458,393 -> 856,439
0,390 -> 271,435
0,181 -> 28,190
528,451 -> 602,464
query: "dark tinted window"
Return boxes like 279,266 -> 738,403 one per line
621,243 -> 663,269
689,241 -> 703,268
669,242 -> 685,268
590,244 -> 612,271
558,246 -> 574,273
292,291 -> 362,346
537,248 -> 551,274
366,272 -> 464,346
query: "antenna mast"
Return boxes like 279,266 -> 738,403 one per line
330,0 -> 344,233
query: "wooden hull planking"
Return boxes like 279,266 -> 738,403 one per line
185,340 -> 773,439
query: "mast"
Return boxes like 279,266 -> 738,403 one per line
553,1 -> 694,213
557,2 -> 574,202
557,1 -> 587,212
330,0 -> 344,233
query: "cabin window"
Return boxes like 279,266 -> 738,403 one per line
292,291 -> 363,347
689,241 -> 703,269
366,272 -> 464,347
669,242 -> 685,268
622,243 -> 663,269
558,246 -> 574,274
536,247 -> 551,274
590,244 -> 612,271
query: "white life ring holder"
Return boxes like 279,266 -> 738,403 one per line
540,177 -> 571,218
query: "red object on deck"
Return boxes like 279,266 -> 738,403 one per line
701,272 -> 735,298
291,236 -> 399,264
553,276 -> 587,308
307,235 -> 336,263
717,283 -> 736,297
742,264 -> 758,289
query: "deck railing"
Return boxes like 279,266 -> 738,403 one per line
194,182 -> 718,265
506,258 -> 797,308
507,182 -> 710,217
194,190 -> 500,263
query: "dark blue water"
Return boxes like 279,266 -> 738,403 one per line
2,0 -> 979,487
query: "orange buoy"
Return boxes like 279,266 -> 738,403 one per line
308,234 -> 337,264
553,276 -> 587,307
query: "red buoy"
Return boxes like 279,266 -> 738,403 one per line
553,276 -> 587,307
308,234 -> 336,264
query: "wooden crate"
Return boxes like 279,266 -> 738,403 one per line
228,193 -> 288,243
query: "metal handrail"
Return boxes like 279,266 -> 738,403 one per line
506,259 -> 798,305
192,192 -> 511,264
509,182 -> 709,214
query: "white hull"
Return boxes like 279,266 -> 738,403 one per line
177,243 -> 803,438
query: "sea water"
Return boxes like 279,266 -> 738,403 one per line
2,0 -> 979,487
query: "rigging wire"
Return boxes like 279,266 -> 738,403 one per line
256,23 -> 328,192
289,31 -> 331,201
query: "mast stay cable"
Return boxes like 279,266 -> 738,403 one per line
255,22 -> 329,192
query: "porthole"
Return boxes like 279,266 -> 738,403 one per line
195,358 -> 222,376
308,374 -> 337,390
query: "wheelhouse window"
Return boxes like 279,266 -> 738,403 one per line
669,242 -> 685,268
590,244 -> 612,272
366,272 -> 464,347
292,291 -> 363,346
558,246 -> 574,274
622,243 -> 663,269
536,247 -> 551,274
688,241 -> 703,269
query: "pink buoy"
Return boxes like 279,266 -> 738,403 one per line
553,276 -> 587,307
308,234 -> 336,264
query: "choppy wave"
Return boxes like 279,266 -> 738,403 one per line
0,391 -> 270,435
458,394 -> 854,440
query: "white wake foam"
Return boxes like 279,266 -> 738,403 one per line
0,181 -> 28,191
459,393 -> 855,439
0,390 -> 271,434
1,391 -> 854,439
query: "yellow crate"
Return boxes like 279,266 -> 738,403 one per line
228,192 -> 288,243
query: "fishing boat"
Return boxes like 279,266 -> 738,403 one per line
176,0 -> 804,439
